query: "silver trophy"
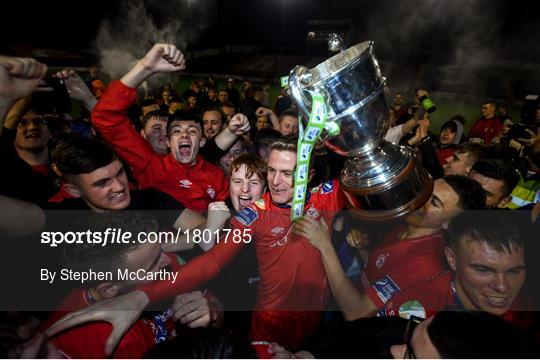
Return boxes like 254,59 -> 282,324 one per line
288,35 -> 433,221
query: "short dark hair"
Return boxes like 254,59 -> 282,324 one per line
443,175 -> 487,210
143,327 -> 256,359
49,133 -> 117,177
447,213 -> 523,254
201,107 -> 225,123
63,212 -> 158,285
141,110 -> 169,129
278,108 -> 299,122
428,311 -> 530,358
168,110 -> 204,134
471,159 -> 519,197
455,142 -> 490,164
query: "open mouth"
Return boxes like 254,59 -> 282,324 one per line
179,142 -> 192,156
484,295 -> 510,308
238,195 -> 253,208
110,192 -> 127,203
25,132 -> 41,139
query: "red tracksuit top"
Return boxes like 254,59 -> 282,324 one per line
467,117 -> 503,144
360,227 -> 446,309
139,180 -> 345,311
91,80 -> 229,212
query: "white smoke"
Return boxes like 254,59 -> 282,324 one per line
94,0 -> 216,86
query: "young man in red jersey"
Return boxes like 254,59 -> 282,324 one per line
91,44 -> 249,212
294,176 -> 486,321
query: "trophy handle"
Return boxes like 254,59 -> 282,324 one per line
288,65 -> 313,119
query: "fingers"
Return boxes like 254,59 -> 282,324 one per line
256,107 -> 270,116
156,43 -> 186,70
1,57 -> 48,80
208,201 -> 229,211
54,69 -> 76,79
104,322 -> 131,356
45,308 -> 96,337
172,291 -> 210,324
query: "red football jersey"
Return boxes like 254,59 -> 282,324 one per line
91,81 -> 229,212
360,227 -> 446,309
138,180 -> 345,349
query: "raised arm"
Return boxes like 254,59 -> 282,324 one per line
91,44 -> 186,177
54,70 -> 97,112
0,56 -> 47,138
214,113 -> 250,151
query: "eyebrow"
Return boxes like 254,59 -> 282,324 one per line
91,167 -> 123,186
432,194 -> 444,207
470,263 -> 526,272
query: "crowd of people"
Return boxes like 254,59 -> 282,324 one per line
0,43 -> 539,358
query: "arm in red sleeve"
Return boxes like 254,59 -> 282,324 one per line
215,171 -> 230,202
139,219 -> 250,303
91,80 -> 156,178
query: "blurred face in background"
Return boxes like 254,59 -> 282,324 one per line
141,115 -> 169,154
278,115 -> 299,136
203,110 -> 224,139
481,103 -> 496,118
218,90 -> 229,103
219,139 -> 246,174
256,116 -> 270,130
15,111 -> 50,153
439,127 -> 456,145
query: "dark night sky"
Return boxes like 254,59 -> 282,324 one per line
2,0 -> 539,99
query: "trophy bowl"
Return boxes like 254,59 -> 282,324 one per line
288,37 -> 433,221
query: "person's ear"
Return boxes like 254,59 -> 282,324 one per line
497,195 -> 512,208
140,129 -> 147,139
63,183 -> 81,198
441,220 -> 450,230
95,283 -> 121,299
445,246 -> 457,271
199,136 -> 206,148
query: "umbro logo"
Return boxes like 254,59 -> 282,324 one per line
271,227 -> 285,235
179,179 -> 192,188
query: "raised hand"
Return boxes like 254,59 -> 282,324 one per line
0,56 -> 47,100
54,69 -> 97,110
227,113 -> 250,135
139,44 -> 186,73
206,201 -> 231,230
256,107 -> 274,117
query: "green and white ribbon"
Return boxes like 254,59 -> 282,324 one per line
291,90 -> 329,220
